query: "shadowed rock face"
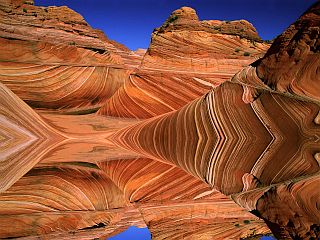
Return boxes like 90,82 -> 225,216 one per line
233,2 -> 320,104
0,1 -> 319,239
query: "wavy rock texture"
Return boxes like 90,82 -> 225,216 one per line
0,79 -> 270,238
113,81 -> 320,192
113,81 -> 320,237
0,76 -> 141,193
0,166 -> 142,239
97,7 -> 270,118
0,62 -> 132,112
0,208 -> 145,240
0,82 -> 63,192
233,175 -> 320,239
98,157 -> 216,203
142,7 -> 267,71
37,112 -> 141,164
0,1 -> 319,239
98,157 -> 270,239
232,2 -> 320,104
140,201 -> 269,240
0,0 -> 143,113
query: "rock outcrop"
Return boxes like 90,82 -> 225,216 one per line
110,3 -> 320,238
98,157 -> 271,240
232,2 -> 320,103
0,0 -> 319,239
97,7 -> 270,118
113,79 -> 320,239
0,0 -> 143,113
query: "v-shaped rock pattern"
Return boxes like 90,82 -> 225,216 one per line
113,81 -> 320,195
112,81 -> 320,237
0,1 -> 319,239
0,82 -> 63,192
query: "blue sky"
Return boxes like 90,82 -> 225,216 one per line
35,0 -> 315,50
260,236 -> 276,240
108,227 -> 151,240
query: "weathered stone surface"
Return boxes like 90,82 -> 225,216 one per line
232,2 -> 320,103
0,61 -> 132,113
0,82 -> 63,192
113,81 -> 320,193
0,1 -> 318,239
97,7 -> 270,118
233,175 -> 320,239
0,0 -> 143,113
0,0 -> 126,53
98,157 -> 270,239
113,81 -> 320,238
140,200 -> 269,240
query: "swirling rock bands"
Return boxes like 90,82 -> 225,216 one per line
113,81 -> 319,192
0,62 -> 130,112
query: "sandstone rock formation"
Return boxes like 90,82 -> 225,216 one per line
97,7 -> 270,118
0,80 -> 272,238
112,80 -> 320,238
109,3 -> 320,238
232,2 -> 320,103
0,82 -> 63,192
110,3 -> 320,237
0,0 -> 319,239
0,0 -> 142,113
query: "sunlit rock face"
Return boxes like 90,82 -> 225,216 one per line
0,82 -> 63,192
97,7 -> 270,119
144,6 -> 266,71
113,80 -> 320,238
98,157 -> 271,240
0,0 -> 319,239
111,3 -> 320,238
0,0 -> 143,113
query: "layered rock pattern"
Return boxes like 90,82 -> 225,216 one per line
113,81 -> 320,191
0,0 -> 319,239
0,82 -> 63,192
113,79 -> 320,237
140,200 -> 270,240
0,62 -> 130,112
98,157 -> 270,239
0,0 -> 143,113
233,175 -> 320,239
0,165 -> 138,239
232,2 -> 320,103
111,4 -> 320,233
97,7 -> 270,118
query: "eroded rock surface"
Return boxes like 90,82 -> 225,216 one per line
111,4 -> 320,237
0,1 -> 319,239
0,0 -> 143,113
232,2 -> 320,103
97,7 -> 270,118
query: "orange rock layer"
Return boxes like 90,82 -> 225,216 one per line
0,0 -> 319,239
0,0 -> 143,113
232,2 -> 320,104
97,7 -> 270,118
112,81 -> 320,237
